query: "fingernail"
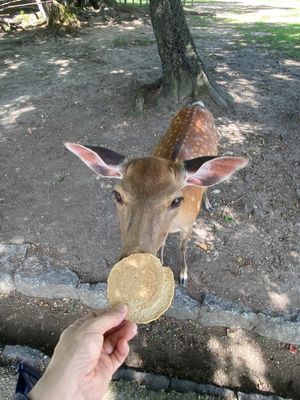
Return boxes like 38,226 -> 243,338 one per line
115,303 -> 127,313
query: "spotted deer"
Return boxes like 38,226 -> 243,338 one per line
65,102 -> 248,286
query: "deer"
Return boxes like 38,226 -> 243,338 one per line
65,102 -> 248,286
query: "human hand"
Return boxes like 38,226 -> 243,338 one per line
29,304 -> 137,400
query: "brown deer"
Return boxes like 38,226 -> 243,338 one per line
65,102 -> 248,286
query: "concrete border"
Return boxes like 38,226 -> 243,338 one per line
0,345 -> 290,400
1,244 -> 300,345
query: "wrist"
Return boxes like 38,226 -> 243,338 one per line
28,366 -> 81,400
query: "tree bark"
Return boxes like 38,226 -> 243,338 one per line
148,0 -> 232,108
45,0 -> 80,32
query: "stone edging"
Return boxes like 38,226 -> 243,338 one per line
1,244 -> 300,345
0,345 -> 289,400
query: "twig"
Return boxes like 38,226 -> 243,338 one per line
222,194 -> 245,217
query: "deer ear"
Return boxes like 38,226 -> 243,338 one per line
183,156 -> 249,187
64,143 -> 126,178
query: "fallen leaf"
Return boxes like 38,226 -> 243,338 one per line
289,344 -> 298,355
224,214 -> 234,223
197,242 -> 209,251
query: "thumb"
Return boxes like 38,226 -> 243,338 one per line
81,304 -> 128,335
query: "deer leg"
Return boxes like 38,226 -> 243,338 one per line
179,229 -> 192,287
160,244 -> 165,265
203,190 -> 213,213
159,234 -> 168,265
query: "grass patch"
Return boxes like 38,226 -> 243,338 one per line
226,21 -> 300,59
187,0 -> 300,59
113,36 -> 129,48
186,13 -> 216,27
130,37 -> 155,46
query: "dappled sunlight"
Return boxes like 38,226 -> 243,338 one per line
217,119 -> 247,145
270,72 -> 296,81
120,20 -> 145,31
231,81 -> 262,107
192,220 -> 216,252
220,8 -> 299,25
110,69 -> 133,76
1,105 -> 35,125
268,291 -> 290,312
0,291 -> 11,299
290,250 -> 300,262
209,331 -> 274,392
0,60 -> 24,79
0,96 -> 34,127
48,58 -> 72,76
93,18 -> 146,32
209,0 -> 300,24
217,117 -> 259,149
188,0 -> 300,60
283,59 -> 300,67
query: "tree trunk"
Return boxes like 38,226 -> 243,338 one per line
45,0 -> 80,32
148,0 -> 232,108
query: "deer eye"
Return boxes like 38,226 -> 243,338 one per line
112,190 -> 123,204
170,197 -> 183,209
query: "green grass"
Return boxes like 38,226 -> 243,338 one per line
224,20 -> 300,59
187,1 -> 300,60
221,5 -> 300,59
112,36 -> 129,48
186,13 -> 217,27
130,37 -> 156,46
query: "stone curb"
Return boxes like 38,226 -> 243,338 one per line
0,345 -> 290,400
1,245 -> 300,345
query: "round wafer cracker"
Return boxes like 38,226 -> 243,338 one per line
107,253 -> 174,324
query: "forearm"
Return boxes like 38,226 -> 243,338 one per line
28,366 -> 81,400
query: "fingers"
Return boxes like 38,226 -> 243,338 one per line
109,338 -> 130,371
104,320 -> 127,337
104,321 -> 137,355
80,304 -> 128,335
116,338 -> 130,358
69,310 -> 104,328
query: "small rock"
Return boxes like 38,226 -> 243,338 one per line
202,293 -> 252,313
113,368 -> 169,391
166,287 -> 200,321
199,293 -> 257,330
237,392 -> 287,400
0,244 -> 29,273
0,244 -> 29,259
2,345 -> 50,370
10,236 -> 26,245
15,258 -> 79,299
255,313 -> 300,346
77,283 -> 108,309
199,308 -> 257,330
170,378 -> 236,399
0,273 -> 15,294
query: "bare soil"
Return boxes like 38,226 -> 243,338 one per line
0,0 -> 299,398
1,293 -> 300,398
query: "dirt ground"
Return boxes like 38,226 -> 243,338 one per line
0,0 -> 300,397
1,293 -> 300,398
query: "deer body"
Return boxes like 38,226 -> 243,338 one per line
65,102 -> 248,286
152,103 -> 218,283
